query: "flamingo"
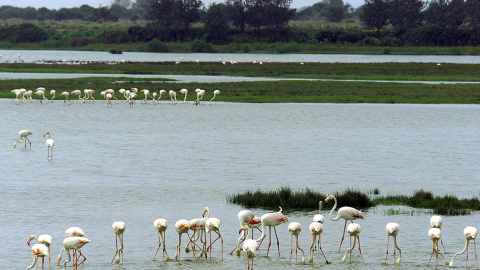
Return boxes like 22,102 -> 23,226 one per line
428,228 -> 449,267
63,227 -> 85,266
43,132 -> 54,159
205,214 -> 223,260
60,92 -> 71,105
35,90 -> 47,103
25,90 -> 33,103
185,207 -> 209,259
210,90 -> 220,102
111,221 -> 125,265
341,223 -> 364,263
179,89 -> 188,103
118,89 -> 126,101
196,59 -> 200,65
140,89 -> 152,104
169,90 -> 177,104
13,130 -> 33,149
158,90 -> 167,102
105,93 -> 113,106
11,89 -> 25,104
230,210 -> 254,256
27,244 -> 49,270
288,222 -> 306,264
28,234 -> 53,269
255,206 -> 289,257
308,222 -> 330,264
240,225 -> 258,270
175,61 -> 180,66
430,215 -> 447,253
153,218 -> 170,261
57,237 -> 91,270
152,92 -> 158,104
131,87 -> 138,94
105,89 -> 117,102
194,89 -> 205,106
385,223 -> 402,264
173,219 -> 190,261
71,90 -> 82,102
325,194 -> 365,252
449,226 -> 478,268
127,92 -> 137,107
49,90 -> 56,103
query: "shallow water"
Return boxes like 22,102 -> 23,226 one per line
1,101 -> 479,269
3,49 -> 480,64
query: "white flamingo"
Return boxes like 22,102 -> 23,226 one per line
210,90 -> 220,102
308,222 -> 330,264
449,226 -> 478,268
169,90 -> 177,104
179,89 -> 188,103
71,90 -> 82,102
430,215 -> 447,253
428,228 -> 449,267
194,89 -> 205,106
60,92 -> 71,105
240,225 -> 258,270
152,92 -> 158,104
28,234 -> 53,269
27,244 -> 49,270
25,90 -> 33,103
49,90 -> 56,103
230,210 -> 254,256
14,130 -> 33,149
205,214 -> 223,260
153,219 -> 170,261
105,93 -> 113,106
174,219 -> 190,261
288,222 -> 306,264
341,223 -> 364,263
11,89 -> 26,104
385,222 -> 402,264
325,195 -> 365,252
111,221 -> 125,265
158,90 -> 167,103
35,90 -> 47,103
118,89 -> 126,101
255,206 -> 289,257
57,237 -> 91,270
43,132 -> 54,159
141,89 -> 152,104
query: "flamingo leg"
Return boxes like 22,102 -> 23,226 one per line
289,234 -> 293,264
266,226 -> 272,257
385,235 -> 390,263
161,231 -> 169,260
26,137 -> 32,148
309,235 -> 315,263
72,250 -> 87,270
338,220 -> 347,252
295,235 -> 298,263
111,234 -> 119,264
153,232 -> 162,261
273,227 -> 280,258
467,240 -> 469,268
440,237 -> 447,253
358,236 -> 364,263
319,235 -> 330,264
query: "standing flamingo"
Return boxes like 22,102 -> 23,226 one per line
430,215 -> 447,253
60,92 -> 71,105
71,90 -> 82,102
35,89 -> 47,103
255,206 -> 289,257
385,223 -> 402,264
174,219 -> 190,261
169,90 -> 177,104
63,227 -> 85,267
11,89 -> 26,104
27,244 -> 49,270
25,90 -> 33,103
118,89 -> 126,101
210,90 -> 220,102
140,89 -> 152,104
288,222 -> 306,264
230,210 -> 254,256
341,223 -> 364,263
57,237 -> 91,270
205,214 -> 223,260
308,222 -> 330,264
105,93 -> 113,106
179,89 -> 188,103
158,90 -> 167,103
43,131 -> 54,159
49,90 -> 56,103
28,234 -> 53,269
13,130 -> 33,149
153,219 -> 170,261
111,221 -> 125,265
240,225 -> 258,270
428,228 -> 449,267
325,195 -> 365,252
449,226 -> 478,268
152,92 -> 158,104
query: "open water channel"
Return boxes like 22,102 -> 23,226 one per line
1,100 -> 479,269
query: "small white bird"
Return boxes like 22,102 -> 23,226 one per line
428,228 -> 449,267
111,221 -> 125,265
288,222 -> 305,264
449,226 -> 478,268
341,223 -> 364,263
43,132 -> 54,159
153,219 -> 170,261
210,90 -> 220,102
385,223 -> 401,264
430,215 -> 447,253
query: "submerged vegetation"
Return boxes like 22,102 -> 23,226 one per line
227,187 -> 480,215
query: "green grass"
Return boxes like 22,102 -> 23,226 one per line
227,187 -> 480,215
2,77 -> 480,104
3,62 -> 480,82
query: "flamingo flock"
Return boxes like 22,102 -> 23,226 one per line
11,87 -> 221,106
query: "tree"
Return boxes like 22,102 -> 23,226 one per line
147,0 -> 177,29
174,0 -> 203,34
225,0 -> 247,32
466,0 -> 480,28
245,0 -> 295,30
389,0 -> 424,29
111,0 -> 133,8
446,0 -> 466,28
203,3 -> 229,43
361,0 -> 389,34
425,0 -> 449,27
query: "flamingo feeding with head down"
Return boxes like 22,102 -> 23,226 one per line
288,222 -> 305,265
27,243 -> 49,270
210,90 -> 220,102
57,236 -> 91,270
14,130 -> 33,149
49,90 -> 56,103
153,218 -> 170,261
449,226 -> 478,268
325,194 -> 365,252
230,210 -> 254,256
111,221 -> 125,265
255,206 -> 289,258
385,222 -> 402,264
169,90 -> 177,104
43,131 -> 54,159
430,215 -> 447,253
341,223 -> 364,263
428,228 -> 449,267
60,92 -> 71,105
204,211 -> 223,260
140,89 -> 152,104
174,219 -> 190,261
308,221 -> 330,264
179,89 -> 188,103
28,234 -> 53,269
158,90 -> 167,103
240,225 -> 258,270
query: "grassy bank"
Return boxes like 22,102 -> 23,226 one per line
2,77 -> 480,104
227,187 -> 480,215
3,62 -> 480,82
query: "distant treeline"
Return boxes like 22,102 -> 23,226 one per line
2,0 -> 480,48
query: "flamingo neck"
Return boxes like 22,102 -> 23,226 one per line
393,235 -> 402,263
255,222 -> 267,242
329,196 -> 340,221
450,239 -> 469,266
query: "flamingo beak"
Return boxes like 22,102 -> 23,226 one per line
239,228 -> 244,234
27,239 -> 31,246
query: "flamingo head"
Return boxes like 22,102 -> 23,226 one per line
325,195 -> 334,203
27,235 -> 35,246
28,131 -> 33,135
239,225 -> 249,234
202,207 -> 209,217
43,132 -> 49,137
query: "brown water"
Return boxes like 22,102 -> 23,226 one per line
1,101 -> 479,269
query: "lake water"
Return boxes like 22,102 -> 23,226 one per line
2,49 -> 480,64
1,101 -> 479,269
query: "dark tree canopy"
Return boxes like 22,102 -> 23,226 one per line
225,0 -> 247,32
361,0 -> 388,33
203,3 -> 229,43
389,0 -> 425,29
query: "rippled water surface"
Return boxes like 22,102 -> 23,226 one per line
3,49 -> 480,63
1,101 -> 479,269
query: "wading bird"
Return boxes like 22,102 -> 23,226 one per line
169,90 -> 177,104
28,234 -> 53,269
240,225 -> 257,270
308,221 -> 330,264
230,210 -> 254,256
325,194 -> 365,252
111,221 -> 125,265
428,228 -> 449,267
174,219 -> 190,261
449,226 -> 478,268
158,90 -> 167,103
14,130 -> 33,149
210,90 -> 220,102
255,206 -> 289,257
385,223 -> 402,264
341,223 -> 364,263
50,90 -> 56,102
71,90 -> 82,102
43,131 -> 54,159
140,89 -> 152,104
153,219 -> 170,261
57,237 -> 91,270
27,244 -> 49,270
60,92 -> 71,105
430,215 -> 447,253
288,222 -> 305,264
179,89 -> 188,103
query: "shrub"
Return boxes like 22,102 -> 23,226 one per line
190,39 -> 215,53
70,37 -> 92,47
242,44 -> 251,53
147,39 -> 169,52
275,42 -> 300,53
